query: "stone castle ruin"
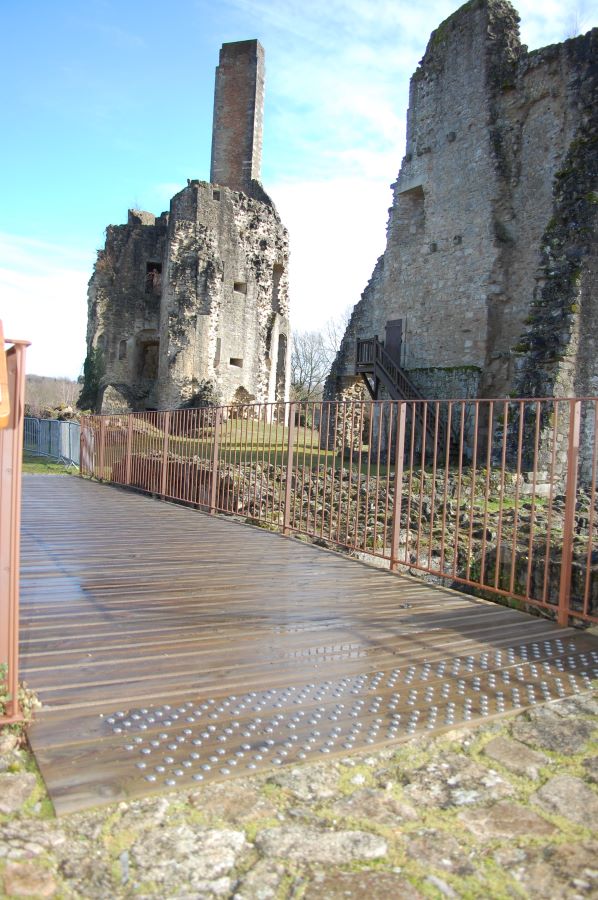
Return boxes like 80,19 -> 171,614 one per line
81,40 -> 290,413
327,0 -> 597,412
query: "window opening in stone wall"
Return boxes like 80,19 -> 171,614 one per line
137,341 -> 160,380
118,340 -> 127,360
96,333 -> 105,350
276,334 -> 287,400
233,281 -> 247,294
272,264 -> 283,311
213,190 -> 221,201
145,262 -> 162,295
395,185 -> 425,243
230,357 -> 243,368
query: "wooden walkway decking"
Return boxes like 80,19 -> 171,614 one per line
21,475 -> 598,815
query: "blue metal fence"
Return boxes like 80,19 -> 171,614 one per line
24,417 -> 80,466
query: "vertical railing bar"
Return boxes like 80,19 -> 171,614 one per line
582,400 -> 597,618
525,401 -> 542,602
248,406 -> 257,520
480,401 -> 493,588
428,401 -> 440,572
451,403 -> 465,579
344,401 -> 356,547
352,402 -> 365,551
508,400 -> 525,595
304,401 -> 315,536
390,402 -> 407,570
320,403 -> 332,539
404,402 -> 417,566
303,401 -> 311,532
283,402 -> 296,535
493,401 -> 509,590
415,402 -> 428,568
328,403 -> 342,542
363,404 -> 375,553
557,398 -> 581,626
439,401 -> 453,576
209,407 -> 221,515
276,403 -> 285,526
292,402 -> 301,532
198,408 -> 207,507
98,417 -> 106,481
265,403 -> 274,524
260,403 -> 272,522
382,403 -> 394,557
465,401 -> 479,583
542,402 -> 559,606
372,402 -> 384,553
160,411 -> 170,499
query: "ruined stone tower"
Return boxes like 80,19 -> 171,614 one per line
327,0 -> 597,408
81,40 -> 290,413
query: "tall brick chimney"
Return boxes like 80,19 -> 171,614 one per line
210,39 -> 265,195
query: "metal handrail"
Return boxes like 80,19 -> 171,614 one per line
81,395 -> 598,628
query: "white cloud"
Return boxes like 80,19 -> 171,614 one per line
0,234 -> 90,379
272,177 -> 390,332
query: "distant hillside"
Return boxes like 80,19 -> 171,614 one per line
26,374 -> 80,417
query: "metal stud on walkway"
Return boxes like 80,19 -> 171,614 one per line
97,638 -> 597,797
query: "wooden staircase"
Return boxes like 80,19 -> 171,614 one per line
355,336 -> 445,446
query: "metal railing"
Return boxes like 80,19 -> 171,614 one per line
0,324 -> 29,724
81,396 -> 598,627
24,417 -> 80,466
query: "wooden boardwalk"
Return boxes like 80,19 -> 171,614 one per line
21,475 -> 598,815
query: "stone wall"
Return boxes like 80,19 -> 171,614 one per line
155,181 -> 290,410
84,210 -> 169,412
327,0 -> 597,415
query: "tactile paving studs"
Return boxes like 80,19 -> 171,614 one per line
101,637 -> 598,799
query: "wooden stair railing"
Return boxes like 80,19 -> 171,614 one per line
355,336 -> 445,446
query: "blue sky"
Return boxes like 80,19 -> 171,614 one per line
1,0 -> 595,377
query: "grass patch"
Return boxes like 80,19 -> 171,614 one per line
22,452 -> 76,474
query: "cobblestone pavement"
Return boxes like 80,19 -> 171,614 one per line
0,690 -> 596,899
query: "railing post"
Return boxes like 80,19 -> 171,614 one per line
283,402 -> 296,535
209,407 -> 222,514
125,416 -> 133,485
557,399 -> 581,626
390,402 -> 407,571
79,421 -> 84,477
160,411 -> 171,499
98,418 -> 106,480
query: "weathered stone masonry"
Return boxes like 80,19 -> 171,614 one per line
82,40 -> 290,413
328,0 -> 597,412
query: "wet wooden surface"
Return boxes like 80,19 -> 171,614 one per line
21,475 -> 598,815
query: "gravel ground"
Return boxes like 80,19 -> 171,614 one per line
0,690 -> 596,899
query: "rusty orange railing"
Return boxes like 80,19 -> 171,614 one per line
0,323 -> 29,724
81,396 -> 597,627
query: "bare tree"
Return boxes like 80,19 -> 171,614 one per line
26,375 -> 80,417
564,2 -> 589,38
291,307 -> 353,402
323,306 -> 352,358
290,331 -> 332,402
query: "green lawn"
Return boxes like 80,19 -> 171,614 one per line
22,452 -> 77,474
